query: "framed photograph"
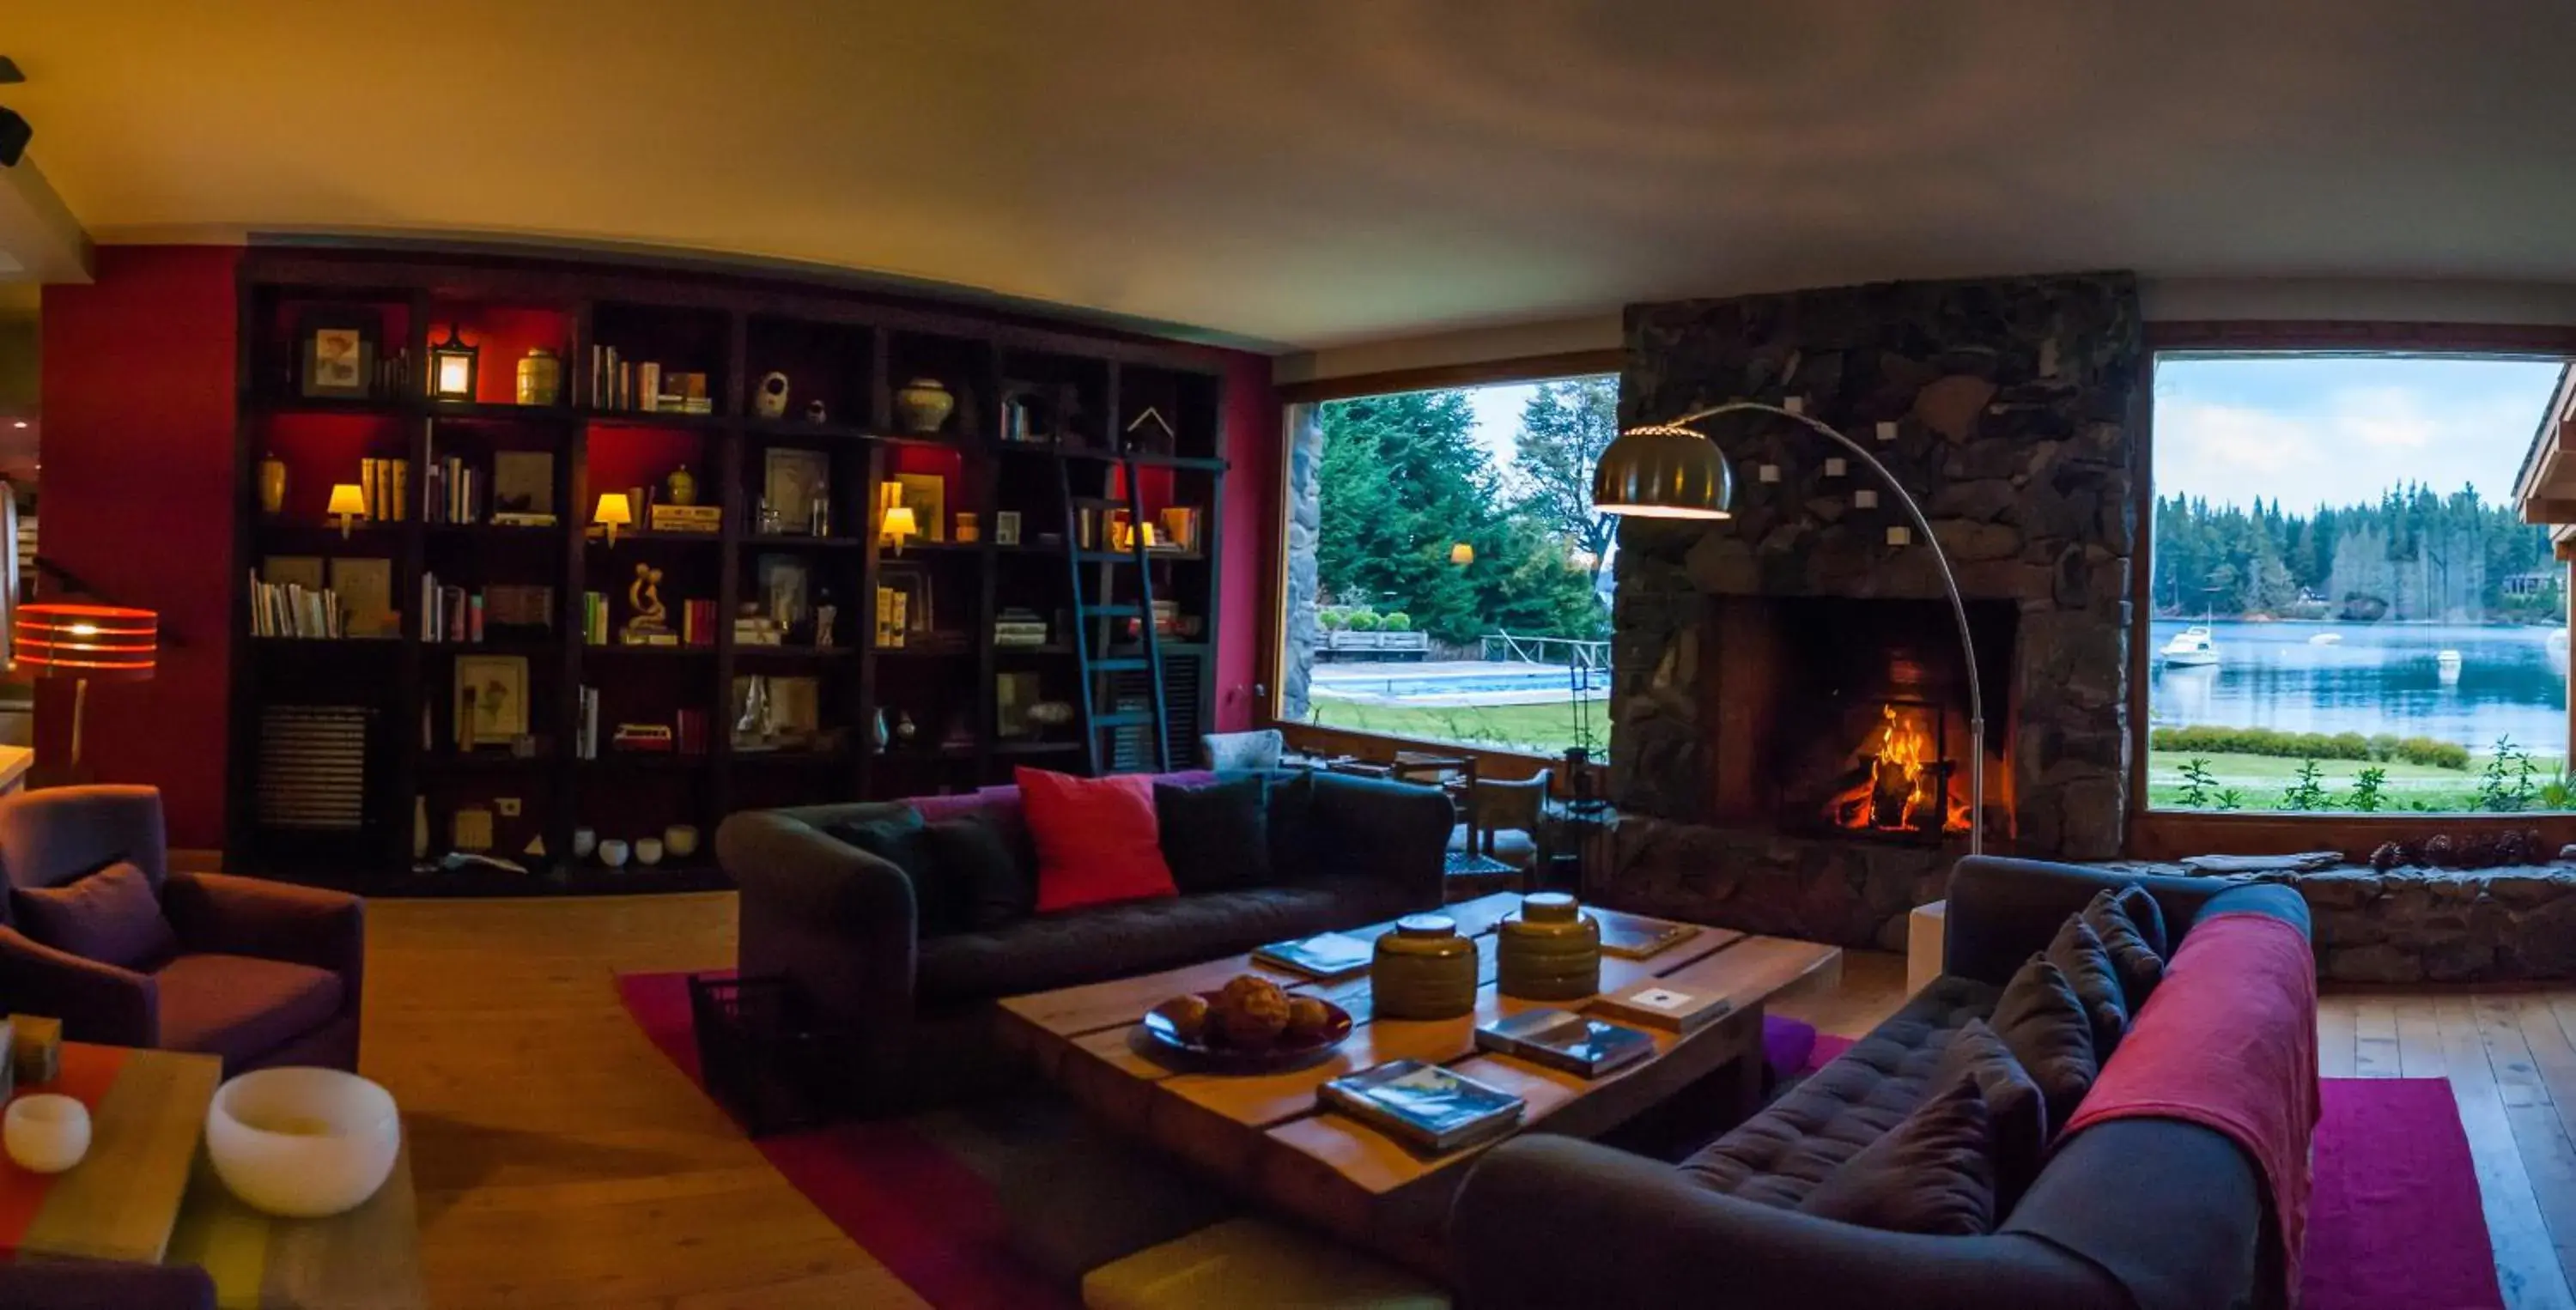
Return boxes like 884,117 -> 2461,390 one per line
996,671 -> 1042,737
297,310 -> 380,399
492,451 -> 556,517
453,654 -> 531,749
892,473 -> 947,543
994,511 -> 1022,545
762,448 -> 831,535
756,553 -> 811,628
1158,506 -> 1200,554
878,561 -> 933,638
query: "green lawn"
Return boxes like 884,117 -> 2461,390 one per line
1303,698 -> 1595,755
2144,749 -> 2520,812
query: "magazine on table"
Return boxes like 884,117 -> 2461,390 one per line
1319,1059 -> 1523,1154
1589,980 -> 1735,1034
1251,931 -> 1374,981
1475,1008 -> 1656,1077
1591,908 -> 1700,961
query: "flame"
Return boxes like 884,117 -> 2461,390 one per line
1827,704 -> 1972,834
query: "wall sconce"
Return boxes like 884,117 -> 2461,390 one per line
1449,542 -> 1474,566
326,483 -> 367,539
428,324 -> 478,403
592,493 -> 633,547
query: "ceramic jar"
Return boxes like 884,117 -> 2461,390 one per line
257,453 -> 289,516
635,837 -> 665,866
755,371 -> 792,419
895,378 -> 954,434
516,348 -> 562,406
1371,914 -> 1478,1020
1497,892 -> 1601,1000
665,464 -> 698,506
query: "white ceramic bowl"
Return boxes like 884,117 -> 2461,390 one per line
635,837 -> 665,866
598,839 -> 630,868
206,1067 -> 401,1218
4,1095 -> 89,1174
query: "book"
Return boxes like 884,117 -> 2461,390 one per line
1251,931 -> 1375,981
1588,980 -> 1735,1034
1592,909 -> 1701,961
1474,1009 -> 1655,1078
1318,1060 -> 1522,1154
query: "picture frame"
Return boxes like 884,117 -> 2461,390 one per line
453,654 -> 531,749
996,671 -> 1042,738
878,561 -> 933,638
756,553 -> 811,628
491,451 -> 556,516
994,510 -> 1023,546
297,309 -> 380,399
892,472 -> 947,543
762,448 -> 831,536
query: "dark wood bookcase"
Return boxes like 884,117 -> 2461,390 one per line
227,252 -> 1228,895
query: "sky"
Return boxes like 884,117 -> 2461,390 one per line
2153,355 -> 2565,511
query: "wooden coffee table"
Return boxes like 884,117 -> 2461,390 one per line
997,893 -> 1840,1277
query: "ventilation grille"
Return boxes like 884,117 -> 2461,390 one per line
256,706 -> 369,830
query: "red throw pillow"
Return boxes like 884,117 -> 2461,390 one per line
1017,767 -> 1178,913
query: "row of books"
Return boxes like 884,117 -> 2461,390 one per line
419,575 -> 553,643
248,575 -> 349,639
356,458 -> 411,523
874,585 -> 914,648
587,347 -> 716,415
993,607 -> 1048,648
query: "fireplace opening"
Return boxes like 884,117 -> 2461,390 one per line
1705,596 -> 2018,845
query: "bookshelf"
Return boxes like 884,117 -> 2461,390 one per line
228,254 -> 1229,895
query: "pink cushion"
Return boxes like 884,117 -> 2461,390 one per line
1016,767 -> 1178,913
12,860 -> 177,969
154,953 -> 344,1066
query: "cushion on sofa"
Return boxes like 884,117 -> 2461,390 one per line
1991,954 -> 2098,1132
2084,888 -> 2166,1010
1930,1016 -> 2047,1211
13,860 -> 178,970
2112,883 -> 2167,956
1797,1076 -> 1997,1236
1680,974 -> 1999,1208
824,808 -> 969,934
920,815 -> 1034,931
1018,769 -> 1179,913
2045,916 -> 2129,1063
1157,776 -> 1271,893
153,953 -> 344,1066
915,876 -> 1416,1004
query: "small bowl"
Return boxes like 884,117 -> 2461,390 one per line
206,1067 -> 401,1218
664,825 -> 701,858
635,837 -> 665,866
3,1094 -> 89,1174
598,840 -> 631,868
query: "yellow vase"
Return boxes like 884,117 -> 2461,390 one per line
1498,892 -> 1601,1000
1371,914 -> 1479,1020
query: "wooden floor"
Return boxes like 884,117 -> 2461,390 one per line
361,895 -> 2576,1308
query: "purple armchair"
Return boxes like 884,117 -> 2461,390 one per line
0,786 -> 364,1072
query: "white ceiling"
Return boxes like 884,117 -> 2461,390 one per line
12,1 -> 2576,350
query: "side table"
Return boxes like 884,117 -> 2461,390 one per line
1906,900 -> 1947,995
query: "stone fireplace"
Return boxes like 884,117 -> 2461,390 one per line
1602,273 -> 2143,949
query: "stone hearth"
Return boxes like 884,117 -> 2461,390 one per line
1602,273 -> 2143,949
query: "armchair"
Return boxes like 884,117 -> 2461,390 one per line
0,786 -> 363,1072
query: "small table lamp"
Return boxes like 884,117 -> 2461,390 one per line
13,603 -> 157,776
878,504 -> 918,555
326,483 -> 367,539
592,493 -> 633,547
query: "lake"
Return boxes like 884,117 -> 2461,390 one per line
2150,619 -> 2569,756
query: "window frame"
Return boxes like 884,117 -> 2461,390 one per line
2129,320 -> 2576,858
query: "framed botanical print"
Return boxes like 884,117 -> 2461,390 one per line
762,448 -> 831,535
453,654 -> 530,749
298,309 -> 380,399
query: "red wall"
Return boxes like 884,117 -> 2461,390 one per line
39,246 -> 1285,846
41,246 -> 244,849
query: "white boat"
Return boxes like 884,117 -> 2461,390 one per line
2308,632 -> 2342,646
2437,649 -> 2464,680
2160,625 -> 2220,667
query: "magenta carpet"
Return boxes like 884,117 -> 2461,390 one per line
622,975 -> 2502,1309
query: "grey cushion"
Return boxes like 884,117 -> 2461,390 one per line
1680,974 -> 1999,1208
1157,776 -> 1271,893
2044,916 -> 2129,1063
1930,1017 -> 2046,1212
920,816 -> 1034,932
1990,954 -> 2097,1132
1798,1077 -> 1996,1236
2083,888 -> 2165,1011
914,876 -> 1415,1003
2112,883 -> 2168,956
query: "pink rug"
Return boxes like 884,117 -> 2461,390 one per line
626,979 -> 2502,1310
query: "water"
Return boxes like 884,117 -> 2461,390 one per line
2150,619 -> 2568,755
1331,668 -> 1608,698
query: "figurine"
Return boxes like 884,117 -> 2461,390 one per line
622,563 -> 671,642
805,399 -> 828,423
813,603 -> 836,649
755,371 -> 791,419
894,710 -> 919,745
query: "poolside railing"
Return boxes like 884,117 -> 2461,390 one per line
1479,633 -> 1609,670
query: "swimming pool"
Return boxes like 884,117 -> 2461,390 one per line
1310,663 -> 1607,705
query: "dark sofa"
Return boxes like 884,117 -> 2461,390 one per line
1450,857 -> 2311,1310
719,768 -> 1451,1107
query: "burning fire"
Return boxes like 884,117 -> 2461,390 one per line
1827,704 -> 1972,834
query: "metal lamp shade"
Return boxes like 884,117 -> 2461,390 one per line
1592,423 -> 1734,519
14,604 -> 157,682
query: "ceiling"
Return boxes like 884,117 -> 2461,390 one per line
13,2 -> 2576,350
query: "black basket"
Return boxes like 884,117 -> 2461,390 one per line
687,973 -> 849,1137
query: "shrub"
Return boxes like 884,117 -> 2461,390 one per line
1346,612 -> 1382,632
1318,608 -> 1349,631
2149,724 -> 2469,770
1381,612 -> 1413,632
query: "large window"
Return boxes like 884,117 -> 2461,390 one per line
1277,376 -> 1615,756
2148,353 -> 2569,813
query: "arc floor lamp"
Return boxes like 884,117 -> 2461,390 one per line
1594,402 -> 1986,857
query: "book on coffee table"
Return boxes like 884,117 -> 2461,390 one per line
1319,1059 -> 1524,1154
1475,1008 -> 1656,1078
1589,979 -> 1735,1034
1592,908 -> 1700,961
1252,931 -> 1374,981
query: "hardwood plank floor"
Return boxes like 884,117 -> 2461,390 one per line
358,894 -> 2576,1308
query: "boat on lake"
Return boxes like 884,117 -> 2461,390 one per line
2308,632 -> 2342,645
2438,649 -> 2464,680
2160,625 -> 2220,668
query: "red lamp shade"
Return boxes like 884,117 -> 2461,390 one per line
15,604 -> 158,682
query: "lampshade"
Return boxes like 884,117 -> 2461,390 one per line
1593,422 -> 1735,519
1449,542 -> 1474,566
14,604 -> 156,682
326,484 -> 367,519
592,493 -> 633,527
879,506 -> 918,539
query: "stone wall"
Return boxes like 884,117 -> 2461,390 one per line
1602,273 -> 2145,946
1278,408 -> 1325,720
2197,864 -> 2576,983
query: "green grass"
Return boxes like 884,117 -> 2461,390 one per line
2145,749 -> 2516,812
1303,698 -> 1596,755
